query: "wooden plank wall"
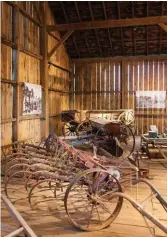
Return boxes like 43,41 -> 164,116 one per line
71,62 -> 122,111
1,2 -> 13,146
1,2 -> 70,146
124,60 -> 167,134
47,6 -> 70,136
71,60 -> 167,134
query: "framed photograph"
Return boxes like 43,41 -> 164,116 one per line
136,91 -> 166,109
22,83 -> 42,115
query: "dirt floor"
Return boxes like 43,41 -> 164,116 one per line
1,137 -> 167,237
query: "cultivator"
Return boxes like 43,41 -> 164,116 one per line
2,134 -> 149,231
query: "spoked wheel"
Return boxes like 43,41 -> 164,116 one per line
64,168 -> 123,231
62,120 -> 78,137
118,111 -> 135,126
76,120 -> 92,136
117,124 -> 135,159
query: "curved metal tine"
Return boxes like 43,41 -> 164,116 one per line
134,178 -> 167,209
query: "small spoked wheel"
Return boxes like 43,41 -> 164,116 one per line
64,168 -> 123,231
118,111 -> 135,126
76,120 -> 92,136
62,120 -> 78,137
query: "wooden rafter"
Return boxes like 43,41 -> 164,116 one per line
74,1 -> 91,57
146,2 -> 149,55
60,1 -> 80,58
132,2 -> 136,55
159,2 -> 164,54
102,1 -> 113,56
88,1 -> 102,57
48,30 -> 74,59
47,16 -> 167,31
73,37 -> 80,58
33,2 -> 42,23
117,2 -> 124,56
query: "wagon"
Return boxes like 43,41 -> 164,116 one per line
61,109 -> 135,137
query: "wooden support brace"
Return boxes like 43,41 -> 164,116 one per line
158,23 -> 167,32
33,2 -> 42,23
48,30 -> 74,59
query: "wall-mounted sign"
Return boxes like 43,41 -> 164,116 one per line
136,91 -> 166,109
23,83 -> 42,115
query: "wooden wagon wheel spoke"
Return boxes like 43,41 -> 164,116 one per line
64,168 -> 123,231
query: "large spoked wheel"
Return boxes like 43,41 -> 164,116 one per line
76,120 -> 92,136
62,120 -> 78,137
64,168 -> 123,231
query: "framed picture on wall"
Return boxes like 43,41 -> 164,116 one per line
22,83 -> 42,115
136,91 -> 166,109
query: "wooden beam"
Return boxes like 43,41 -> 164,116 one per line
2,195 -> 37,237
72,55 -> 167,63
48,60 -> 72,73
117,2 -> 124,56
159,2 -> 164,54
47,16 -> 167,31
6,1 -> 42,27
73,37 -> 80,58
88,1 -> 102,57
33,2 -> 42,23
40,2 -> 49,137
74,1 -> 92,57
60,1 -> 80,58
102,1 -> 113,56
132,2 -> 136,56
146,2 -> 149,55
48,30 -> 74,59
12,5 -> 20,143
158,23 -> 167,32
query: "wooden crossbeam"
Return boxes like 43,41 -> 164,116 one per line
72,55 -> 167,63
33,2 -> 42,23
158,23 -> 167,32
48,30 -> 74,59
47,16 -> 167,31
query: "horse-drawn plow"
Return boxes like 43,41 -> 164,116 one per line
1,119 -> 167,234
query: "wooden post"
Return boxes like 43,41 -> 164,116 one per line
12,5 -> 20,142
40,2 -> 49,137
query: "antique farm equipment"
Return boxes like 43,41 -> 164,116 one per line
61,109 -> 135,137
86,109 -> 135,128
102,158 -> 167,235
141,132 -> 167,159
2,134 -> 145,232
61,110 -> 81,136
77,118 -> 135,159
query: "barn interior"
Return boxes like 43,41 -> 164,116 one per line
1,1 -> 167,237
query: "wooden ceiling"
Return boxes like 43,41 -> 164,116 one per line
48,1 -> 167,59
